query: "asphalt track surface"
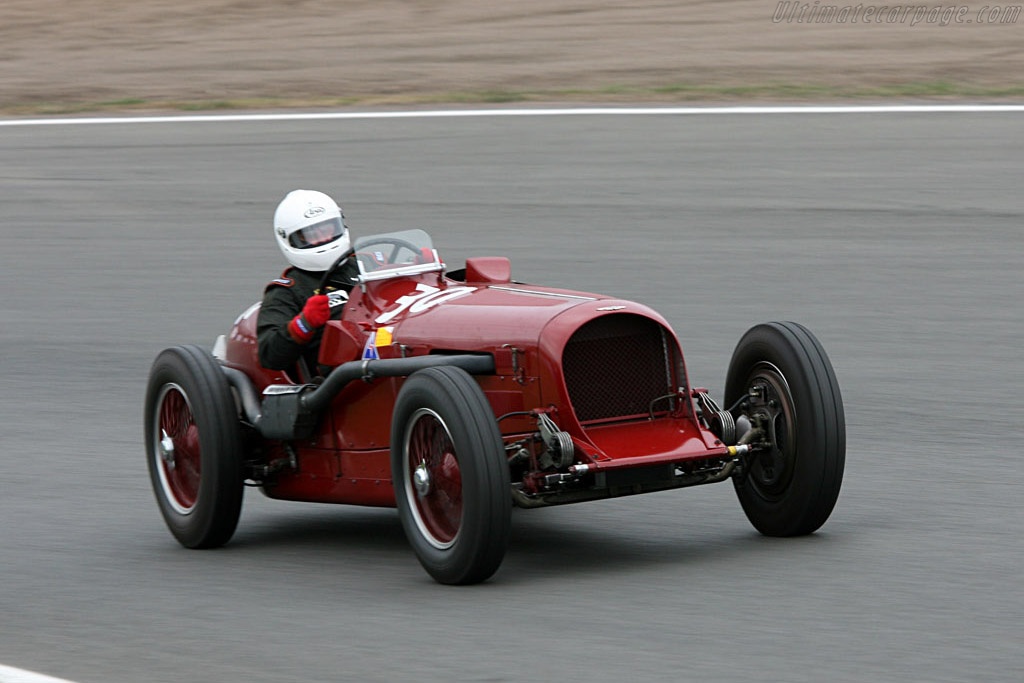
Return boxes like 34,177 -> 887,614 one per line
2,110 -> 1022,683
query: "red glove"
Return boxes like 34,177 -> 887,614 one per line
287,294 -> 330,343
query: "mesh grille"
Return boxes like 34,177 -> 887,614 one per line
562,314 -> 676,423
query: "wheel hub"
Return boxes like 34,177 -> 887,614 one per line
159,429 -> 176,470
743,364 -> 795,494
413,460 -> 432,497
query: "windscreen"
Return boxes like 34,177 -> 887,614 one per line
352,229 -> 442,280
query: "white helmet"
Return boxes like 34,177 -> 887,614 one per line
273,190 -> 351,272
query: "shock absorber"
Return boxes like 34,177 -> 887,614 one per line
693,389 -> 738,446
536,412 -> 575,470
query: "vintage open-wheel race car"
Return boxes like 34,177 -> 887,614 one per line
145,229 -> 845,584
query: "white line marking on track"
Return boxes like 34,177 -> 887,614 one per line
0,664 -> 79,683
1,104 -> 1024,127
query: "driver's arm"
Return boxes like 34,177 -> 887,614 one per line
257,286 -> 312,370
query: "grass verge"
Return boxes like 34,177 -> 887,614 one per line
5,81 -> 1024,116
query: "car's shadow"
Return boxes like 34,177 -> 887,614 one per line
220,502 -> 842,583
230,505 -> 407,552
499,511 -> 833,581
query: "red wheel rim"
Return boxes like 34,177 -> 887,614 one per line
154,384 -> 201,514
404,409 -> 462,549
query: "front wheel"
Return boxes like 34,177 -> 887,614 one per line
145,345 -> 244,548
391,366 -> 510,584
725,322 -> 845,536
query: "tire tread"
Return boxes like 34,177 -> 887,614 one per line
145,345 -> 244,549
725,322 -> 845,536
390,365 -> 510,585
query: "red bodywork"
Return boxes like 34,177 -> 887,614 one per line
221,257 -> 733,507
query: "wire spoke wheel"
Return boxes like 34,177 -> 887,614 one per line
405,408 -> 463,549
145,345 -> 244,549
153,384 -> 202,514
391,366 -> 510,585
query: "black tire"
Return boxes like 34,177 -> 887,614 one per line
144,345 -> 244,548
390,366 -> 510,585
724,322 -> 845,536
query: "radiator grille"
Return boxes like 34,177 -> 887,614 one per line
562,314 -> 677,423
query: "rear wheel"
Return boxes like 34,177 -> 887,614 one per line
391,366 -> 510,584
725,322 -> 845,536
145,345 -> 244,548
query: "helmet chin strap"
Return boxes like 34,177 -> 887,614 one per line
315,247 -> 355,295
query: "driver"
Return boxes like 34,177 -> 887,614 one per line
257,189 -> 360,372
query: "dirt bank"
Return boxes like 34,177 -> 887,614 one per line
2,0 -> 1022,113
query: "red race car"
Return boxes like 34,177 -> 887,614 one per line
145,229 -> 845,584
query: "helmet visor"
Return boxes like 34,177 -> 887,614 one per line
289,218 -> 345,249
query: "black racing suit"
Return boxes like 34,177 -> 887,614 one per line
256,259 -> 360,371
